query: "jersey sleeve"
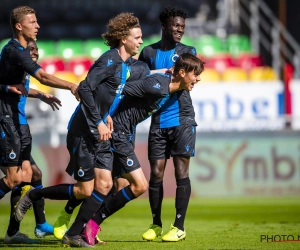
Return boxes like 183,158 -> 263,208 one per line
12,48 -> 41,76
0,85 -> 8,93
122,74 -> 170,98
78,53 -> 118,125
185,46 -> 197,56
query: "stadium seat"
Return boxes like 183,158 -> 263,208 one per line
57,40 -> 84,59
84,39 -> 109,59
236,53 -> 264,72
39,57 -> 65,74
199,68 -> 221,82
77,71 -> 89,83
53,71 -> 78,84
30,76 -> 53,94
36,40 -> 56,59
248,66 -> 278,81
205,54 -> 235,73
67,57 -> 93,76
194,35 -> 225,57
226,34 -> 252,57
222,67 -> 248,82
180,36 -> 195,47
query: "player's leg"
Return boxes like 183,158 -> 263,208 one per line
162,124 -> 195,242
84,147 -> 147,245
142,128 -> 169,241
62,140 -> 113,247
0,117 -> 25,199
30,158 -> 54,238
15,133 -> 96,223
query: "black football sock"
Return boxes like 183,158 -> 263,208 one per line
149,180 -> 163,227
29,184 -> 76,201
0,178 -> 11,199
7,187 -> 21,237
67,190 -> 106,236
173,177 -> 191,231
31,179 -> 46,224
92,185 -> 136,225
65,198 -> 84,214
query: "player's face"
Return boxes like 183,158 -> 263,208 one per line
124,27 -> 143,56
19,14 -> 40,41
164,16 -> 185,43
27,41 -> 39,62
181,70 -> 200,91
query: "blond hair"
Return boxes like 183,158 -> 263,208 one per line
10,6 -> 35,33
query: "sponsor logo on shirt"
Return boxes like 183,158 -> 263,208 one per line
107,59 -> 113,66
153,83 -> 161,89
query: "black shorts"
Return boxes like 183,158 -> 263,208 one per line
0,116 -> 32,167
65,132 -> 113,182
148,124 -> 196,160
20,124 -> 32,162
111,130 -> 140,178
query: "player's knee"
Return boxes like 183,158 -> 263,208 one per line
131,180 -> 148,197
94,179 -> 113,195
150,168 -> 164,182
74,185 -> 93,199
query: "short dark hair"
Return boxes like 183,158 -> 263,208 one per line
159,6 -> 189,24
173,53 -> 205,76
10,6 -> 35,33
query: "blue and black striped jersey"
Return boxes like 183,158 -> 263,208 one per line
111,73 -> 171,137
68,49 -> 149,141
0,39 -> 41,123
139,41 -> 197,128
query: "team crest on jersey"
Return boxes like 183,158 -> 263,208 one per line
9,150 -> 16,159
78,168 -> 84,177
172,53 -> 179,62
127,158 -> 134,166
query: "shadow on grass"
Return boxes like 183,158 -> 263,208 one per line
0,238 -> 61,248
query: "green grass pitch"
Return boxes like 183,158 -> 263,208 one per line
0,197 -> 299,249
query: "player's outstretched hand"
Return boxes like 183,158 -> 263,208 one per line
39,93 -> 62,111
97,122 -> 112,141
8,84 -> 28,96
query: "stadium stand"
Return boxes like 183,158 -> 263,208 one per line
56,40 -> 84,59
84,39 -> 109,60
226,34 -> 252,57
67,57 -> 93,76
36,40 -> 56,59
39,57 -> 65,75
199,68 -> 221,82
222,67 -> 248,82
248,66 -> 278,81
194,35 -> 226,57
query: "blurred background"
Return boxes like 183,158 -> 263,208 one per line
0,0 -> 299,198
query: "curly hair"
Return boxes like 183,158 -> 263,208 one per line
10,6 -> 35,33
102,13 -> 140,49
173,53 -> 205,76
159,6 -> 189,24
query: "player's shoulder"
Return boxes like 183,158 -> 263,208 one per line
94,49 -> 120,65
176,42 -> 197,55
3,39 -> 25,53
130,57 -> 148,68
141,41 -> 161,53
